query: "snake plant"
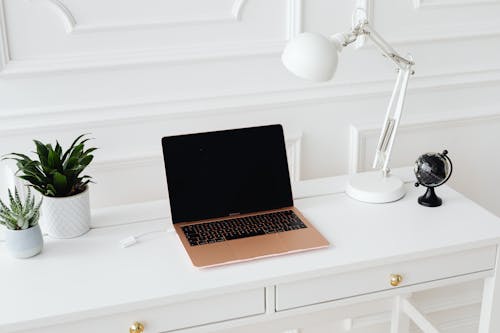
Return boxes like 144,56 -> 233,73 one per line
0,187 -> 42,230
4,134 -> 97,197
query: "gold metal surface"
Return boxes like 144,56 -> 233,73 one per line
129,321 -> 144,333
390,274 -> 403,287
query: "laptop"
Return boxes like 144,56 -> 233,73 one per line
162,124 -> 329,268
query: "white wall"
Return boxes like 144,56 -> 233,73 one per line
1,0 -> 500,331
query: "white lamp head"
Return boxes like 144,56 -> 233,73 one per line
281,32 -> 344,82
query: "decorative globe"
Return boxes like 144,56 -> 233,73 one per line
414,150 -> 453,207
414,151 -> 452,188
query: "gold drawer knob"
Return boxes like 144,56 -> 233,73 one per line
390,274 -> 403,287
130,322 -> 145,333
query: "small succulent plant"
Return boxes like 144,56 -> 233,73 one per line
4,134 -> 97,197
0,187 -> 42,230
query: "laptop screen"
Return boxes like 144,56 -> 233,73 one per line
162,125 -> 294,224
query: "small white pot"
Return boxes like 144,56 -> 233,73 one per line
5,224 -> 44,258
40,187 -> 91,239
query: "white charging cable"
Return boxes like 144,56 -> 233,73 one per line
120,226 -> 175,248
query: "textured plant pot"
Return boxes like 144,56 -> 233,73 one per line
40,187 -> 91,239
5,224 -> 44,258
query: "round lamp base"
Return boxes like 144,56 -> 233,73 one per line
346,171 -> 406,203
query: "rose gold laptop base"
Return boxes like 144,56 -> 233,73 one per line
174,207 -> 330,268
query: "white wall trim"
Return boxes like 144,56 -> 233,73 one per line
34,0 -> 249,34
349,111 -> 500,173
0,0 -> 285,76
0,0 -> 9,72
2,0 -> 500,76
0,39 -> 285,77
413,0 -> 500,9
231,0 -> 248,21
3,32 -> 500,78
2,67 -> 500,137
35,0 -> 76,34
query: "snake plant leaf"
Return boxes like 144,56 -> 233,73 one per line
83,147 -> 98,156
53,172 -> 68,193
2,152 -> 32,161
33,140 -> 49,166
47,148 -> 56,170
68,144 -> 85,162
18,175 -> 42,188
55,141 -> 63,157
63,156 -> 79,170
61,133 -> 88,162
79,155 -> 94,167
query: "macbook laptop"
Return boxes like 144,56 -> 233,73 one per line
162,124 -> 329,268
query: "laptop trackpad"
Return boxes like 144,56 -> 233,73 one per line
230,234 -> 288,260
189,242 -> 236,268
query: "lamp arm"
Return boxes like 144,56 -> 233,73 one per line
372,66 -> 412,175
362,24 -> 414,69
340,21 -> 415,176
339,22 -> 414,69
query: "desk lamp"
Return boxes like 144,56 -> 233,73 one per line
281,11 -> 415,203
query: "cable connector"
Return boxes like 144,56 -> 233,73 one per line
120,236 -> 138,248
119,227 -> 170,248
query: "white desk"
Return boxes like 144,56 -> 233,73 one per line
2,176 -> 500,333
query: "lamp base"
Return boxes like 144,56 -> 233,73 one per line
346,171 -> 406,203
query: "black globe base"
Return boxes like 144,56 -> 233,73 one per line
418,187 -> 442,207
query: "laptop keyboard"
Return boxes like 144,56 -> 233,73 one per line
181,210 -> 307,246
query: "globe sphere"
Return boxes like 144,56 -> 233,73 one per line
414,152 -> 452,188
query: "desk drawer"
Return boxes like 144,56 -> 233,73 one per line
25,288 -> 265,333
276,246 -> 496,311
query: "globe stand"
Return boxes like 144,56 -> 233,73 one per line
416,186 -> 442,207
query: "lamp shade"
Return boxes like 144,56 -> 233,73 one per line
281,32 -> 340,82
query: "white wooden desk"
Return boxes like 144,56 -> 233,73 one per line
1,176 -> 500,333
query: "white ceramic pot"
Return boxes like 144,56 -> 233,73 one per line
5,224 -> 44,258
40,187 -> 91,239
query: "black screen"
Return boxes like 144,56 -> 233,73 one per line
162,125 -> 293,223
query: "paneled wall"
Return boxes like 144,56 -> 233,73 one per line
1,0 -> 500,331
1,0 -> 500,212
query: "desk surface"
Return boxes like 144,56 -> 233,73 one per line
2,176 -> 500,331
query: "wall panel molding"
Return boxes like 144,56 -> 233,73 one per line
0,0 -> 9,72
348,111 -> 500,173
36,0 -> 76,33
35,0 -> 249,34
0,0 -> 302,76
2,0 -> 499,76
0,39 -> 284,76
413,0 -> 500,9
2,67 -> 500,137
3,33 -> 499,78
